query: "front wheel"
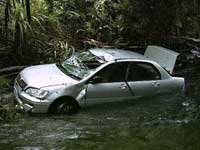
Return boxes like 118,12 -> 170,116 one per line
50,99 -> 79,115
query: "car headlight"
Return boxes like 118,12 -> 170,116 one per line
25,88 -> 49,99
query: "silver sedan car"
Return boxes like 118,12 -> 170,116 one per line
14,45 -> 185,114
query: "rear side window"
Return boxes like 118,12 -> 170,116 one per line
127,62 -> 161,81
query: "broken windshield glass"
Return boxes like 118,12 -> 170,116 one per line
59,51 -> 103,80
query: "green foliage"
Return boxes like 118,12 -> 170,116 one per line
12,1 -> 31,52
0,104 -> 21,122
0,77 -> 11,91
0,77 -> 21,122
0,0 -> 200,66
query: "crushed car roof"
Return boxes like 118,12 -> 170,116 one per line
89,48 -> 145,61
89,46 -> 179,73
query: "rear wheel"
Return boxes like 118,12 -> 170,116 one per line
49,98 -> 79,115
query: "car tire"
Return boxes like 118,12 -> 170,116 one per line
50,99 -> 79,115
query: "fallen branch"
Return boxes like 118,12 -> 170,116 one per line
182,36 -> 200,43
186,42 -> 200,51
0,66 -> 26,75
0,72 -> 20,78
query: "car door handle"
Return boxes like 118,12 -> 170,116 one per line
120,84 -> 127,89
152,81 -> 160,87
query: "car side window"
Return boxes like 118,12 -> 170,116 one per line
94,62 -> 128,83
127,62 -> 161,81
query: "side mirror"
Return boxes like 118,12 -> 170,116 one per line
89,76 -> 102,84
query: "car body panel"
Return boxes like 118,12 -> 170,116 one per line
128,78 -> 184,98
128,80 -> 161,97
158,77 -> 185,94
14,80 -> 50,113
20,64 -> 78,88
86,82 -> 133,105
13,46 -> 185,113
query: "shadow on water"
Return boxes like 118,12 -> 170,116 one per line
0,68 -> 200,150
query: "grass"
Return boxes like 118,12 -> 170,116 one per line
0,77 -> 21,122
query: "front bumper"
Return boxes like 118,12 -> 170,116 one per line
14,82 -> 50,113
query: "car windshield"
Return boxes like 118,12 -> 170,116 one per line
57,51 -> 104,80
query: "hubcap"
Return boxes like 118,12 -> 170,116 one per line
57,103 -> 74,114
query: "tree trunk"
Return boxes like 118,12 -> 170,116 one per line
4,0 -> 10,40
25,0 -> 31,23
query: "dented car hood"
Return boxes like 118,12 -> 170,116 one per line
20,64 -> 77,88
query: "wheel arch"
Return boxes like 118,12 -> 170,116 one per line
48,95 -> 80,113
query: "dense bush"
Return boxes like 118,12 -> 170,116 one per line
0,0 -> 199,67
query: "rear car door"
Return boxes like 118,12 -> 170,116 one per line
127,62 -> 162,98
86,62 -> 133,105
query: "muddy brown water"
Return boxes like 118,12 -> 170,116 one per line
0,67 -> 200,150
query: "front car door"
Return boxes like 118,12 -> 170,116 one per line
85,62 -> 133,105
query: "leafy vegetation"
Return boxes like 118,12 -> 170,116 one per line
0,0 -> 199,67
0,77 -> 21,122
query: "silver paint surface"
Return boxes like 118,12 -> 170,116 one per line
14,47 -> 185,113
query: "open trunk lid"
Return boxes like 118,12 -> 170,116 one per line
144,45 -> 179,74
